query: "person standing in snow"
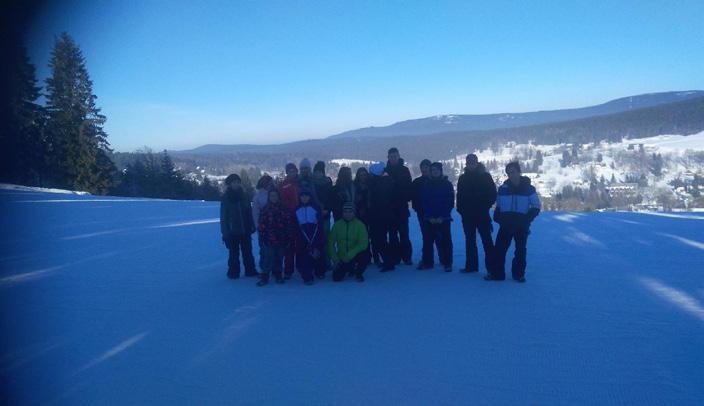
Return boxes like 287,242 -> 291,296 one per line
385,147 -> 414,266
412,159 -> 434,269
294,189 -> 326,284
257,189 -> 292,286
328,202 -> 370,282
220,174 -> 257,279
419,162 -> 455,272
279,163 -> 300,279
368,161 -> 398,271
252,174 -> 274,270
312,161 -> 334,269
298,158 -> 319,204
331,166 -> 355,222
486,161 -> 541,283
456,154 -> 497,274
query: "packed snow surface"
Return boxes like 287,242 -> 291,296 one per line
1,190 -> 703,404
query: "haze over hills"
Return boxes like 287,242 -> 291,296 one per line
327,91 -> 704,139
172,94 -> 704,166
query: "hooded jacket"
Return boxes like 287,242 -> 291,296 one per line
327,217 -> 369,263
258,201 -> 293,246
220,188 -> 255,238
493,176 -> 541,229
411,175 -> 431,215
456,163 -> 497,218
420,175 -> 455,220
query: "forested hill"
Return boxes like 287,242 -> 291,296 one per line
173,95 -> 704,166
327,90 -> 704,139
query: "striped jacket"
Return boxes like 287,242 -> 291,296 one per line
494,176 -> 541,229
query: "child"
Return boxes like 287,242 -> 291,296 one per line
257,189 -> 291,286
220,174 -> 257,278
294,189 -> 325,285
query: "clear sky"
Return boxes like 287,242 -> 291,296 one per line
25,0 -> 704,152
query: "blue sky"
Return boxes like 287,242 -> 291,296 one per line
26,0 -> 704,152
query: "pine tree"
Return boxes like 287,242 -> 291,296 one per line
0,43 -> 46,185
44,32 -> 116,194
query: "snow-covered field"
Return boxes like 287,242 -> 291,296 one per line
1,190 -> 703,404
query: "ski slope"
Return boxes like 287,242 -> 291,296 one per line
1,190 -> 703,405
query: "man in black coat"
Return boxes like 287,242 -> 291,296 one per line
220,174 -> 257,278
412,159 -> 435,269
456,154 -> 497,274
368,162 -> 398,271
385,147 -> 413,265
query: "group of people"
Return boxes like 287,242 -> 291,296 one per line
219,147 -> 541,286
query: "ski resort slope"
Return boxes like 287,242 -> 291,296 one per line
1,190 -> 703,405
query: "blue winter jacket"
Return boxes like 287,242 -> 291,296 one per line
420,176 -> 455,220
494,176 -> 541,229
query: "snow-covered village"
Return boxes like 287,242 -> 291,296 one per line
2,1 -> 704,405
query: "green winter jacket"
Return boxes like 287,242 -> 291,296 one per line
327,218 -> 369,263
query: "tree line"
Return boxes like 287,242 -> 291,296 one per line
0,33 -> 223,201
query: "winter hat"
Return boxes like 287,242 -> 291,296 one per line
300,158 -> 312,169
313,161 -> 326,173
342,202 -> 355,212
285,162 -> 297,172
225,173 -> 241,185
299,187 -> 313,197
420,159 -> 432,168
369,162 -> 385,176
431,162 -> 443,173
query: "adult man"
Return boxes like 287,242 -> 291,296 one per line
419,162 -> 455,272
328,202 -> 370,282
220,174 -> 257,278
486,162 -> 541,283
368,161 -> 398,271
456,153 -> 497,274
412,159 -> 435,269
279,163 -> 300,279
384,147 -> 413,265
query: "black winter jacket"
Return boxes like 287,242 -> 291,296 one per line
220,188 -> 255,238
456,163 -> 497,218
368,174 -> 395,224
385,159 -> 412,214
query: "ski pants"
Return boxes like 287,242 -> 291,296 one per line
260,244 -> 286,279
492,226 -> 529,279
419,216 -> 441,266
461,215 -> 495,273
370,218 -> 398,267
227,234 -> 256,276
332,251 -> 371,281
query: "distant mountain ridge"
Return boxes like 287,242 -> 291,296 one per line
327,91 -> 704,139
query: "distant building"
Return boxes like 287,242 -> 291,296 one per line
606,183 -> 638,197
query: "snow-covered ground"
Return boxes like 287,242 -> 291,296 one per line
1,190 -> 703,404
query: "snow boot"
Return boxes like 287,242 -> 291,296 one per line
356,274 -> 365,282
416,263 -> 433,270
257,277 -> 269,287
444,266 -> 452,272
483,274 -> 505,281
459,267 -> 478,273
513,276 -> 526,283
304,280 -> 314,286
275,275 -> 285,284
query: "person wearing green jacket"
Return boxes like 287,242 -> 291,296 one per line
328,202 -> 370,282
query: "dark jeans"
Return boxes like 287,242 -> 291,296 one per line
227,234 -> 256,277
492,226 -> 529,279
260,244 -> 286,279
423,220 -> 453,267
461,215 -> 494,272
390,211 -> 412,263
332,251 -> 371,281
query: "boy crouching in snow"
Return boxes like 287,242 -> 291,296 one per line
294,189 -> 325,285
328,202 -> 370,282
257,189 -> 292,286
